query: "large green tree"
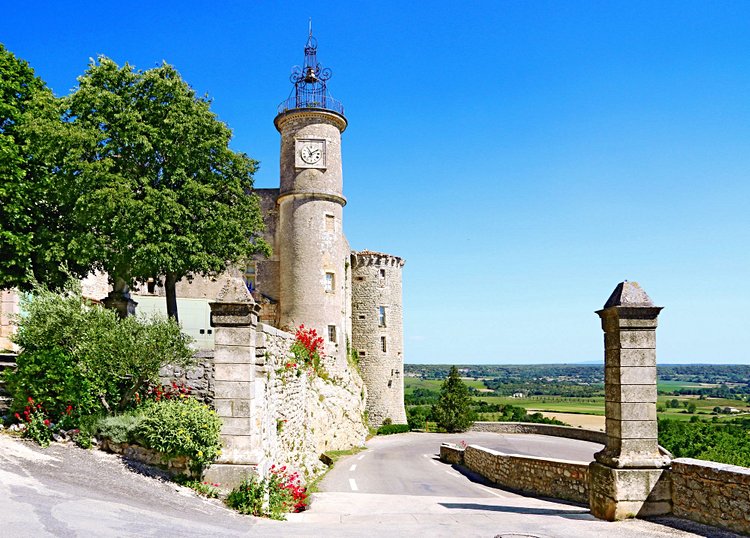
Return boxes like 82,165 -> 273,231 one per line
0,44 -> 88,290
59,57 -> 268,319
432,366 -> 476,432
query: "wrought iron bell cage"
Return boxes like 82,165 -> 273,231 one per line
277,29 -> 344,116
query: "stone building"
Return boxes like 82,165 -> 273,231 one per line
0,30 -> 408,428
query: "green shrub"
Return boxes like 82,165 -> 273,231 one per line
431,366 -> 476,432
136,398 -> 222,473
96,410 -> 146,444
377,423 -> 410,435
6,279 -> 194,425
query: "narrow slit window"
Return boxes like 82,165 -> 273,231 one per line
325,272 -> 335,292
378,306 -> 386,327
381,336 -> 387,352
358,351 -> 366,358
328,325 -> 337,343
379,268 -> 386,285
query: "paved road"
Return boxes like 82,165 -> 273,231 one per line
0,432 -> 737,537
318,432 -> 601,496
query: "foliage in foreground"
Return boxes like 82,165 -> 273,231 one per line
658,418 -> 750,468
4,279 -> 194,424
431,366 -> 476,433
226,465 -> 307,520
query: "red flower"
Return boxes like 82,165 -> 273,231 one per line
43,419 -> 50,426
27,396 -> 34,404
14,413 -> 20,421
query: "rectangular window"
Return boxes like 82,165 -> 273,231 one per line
328,325 -> 337,343
381,336 -> 387,352
325,272 -> 335,292
244,263 -> 257,292
378,306 -> 386,327
358,314 -> 366,320
325,214 -> 335,232
379,268 -> 386,286
358,351 -> 366,358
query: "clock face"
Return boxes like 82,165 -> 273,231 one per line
295,139 -> 326,168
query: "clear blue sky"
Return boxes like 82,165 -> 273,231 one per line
5,1 -> 749,364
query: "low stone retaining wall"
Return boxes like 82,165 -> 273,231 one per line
470,421 -> 607,444
100,438 -> 192,476
671,458 -> 750,535
440,442 -> 590,504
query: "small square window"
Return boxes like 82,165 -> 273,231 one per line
328,325 -> 337,343
325,272 -> 335,292
381,336 -> 387,352
378,306 -> 386,327
199,329 -> 205,335
358,351 -> 366,358
358,314 -> 366,320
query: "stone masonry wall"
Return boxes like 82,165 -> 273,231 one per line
159,351 -> 215,406
671,458 -> 750,535
256,323 -> 367,479
441,443 -> 590,504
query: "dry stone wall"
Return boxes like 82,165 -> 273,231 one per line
671,458 -> 750,535
441,443 -> 590,504
159,351 -> 215,406
255,323 -> 368,479
470,422 -> 607,444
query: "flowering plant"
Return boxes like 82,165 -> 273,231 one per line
290,325 -> 325,376
225,464 -> 307,519
134,381 -> 191,405
15,397 -> 58,447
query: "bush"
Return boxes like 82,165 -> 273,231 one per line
225,465 -> 306,520
5,279 -> 194,427
136,398 -> 222,473
97,410 -> 146,444
377,423 -> 410,435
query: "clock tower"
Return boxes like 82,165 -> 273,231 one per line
274,28 -> 350,373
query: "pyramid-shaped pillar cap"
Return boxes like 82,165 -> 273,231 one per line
602,281 -> 656,309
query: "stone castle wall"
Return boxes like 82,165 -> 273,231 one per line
255,323 -> 367,478
351,251 -> 406,427
671,458 -> 750,535
440,443 -> 590,504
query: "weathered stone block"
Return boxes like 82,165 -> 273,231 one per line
214,363 -> 254,382
605,348 -> 656,368
214,327 -> 255,347
220,416 -> 254,435
605,402 -> 656,421
619,330 -> 656,349
605,366 -> 656,386
605,383 -> 657,403
589,462 -> 671,520
213,347 -> 253,364
606,418 -> 658,439
213,381 -> 253,399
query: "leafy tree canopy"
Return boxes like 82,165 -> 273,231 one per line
432,365 -> 476,433
0,44 -> 88,290
58,57 -> 268,317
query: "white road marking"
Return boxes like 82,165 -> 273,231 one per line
357,454 -> 365,460
349,464 -> 357,472
445,470 -> 462,478
349,478 -> 359,491
479,485 -> 505,498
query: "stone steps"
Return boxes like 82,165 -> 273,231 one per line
0,353 -> 17,416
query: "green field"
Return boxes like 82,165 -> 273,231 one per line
405,378 -> 749,423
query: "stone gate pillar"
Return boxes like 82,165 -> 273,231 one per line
203,277 -> 262,488
589,281 -> 672,520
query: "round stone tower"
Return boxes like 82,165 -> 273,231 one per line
351,251 -> 407,426
275,29 -> 350,373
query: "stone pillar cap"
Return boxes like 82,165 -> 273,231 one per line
214,275 -> 255,304
602,281 -> 655,309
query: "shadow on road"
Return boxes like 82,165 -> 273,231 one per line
439,502 -> 591,519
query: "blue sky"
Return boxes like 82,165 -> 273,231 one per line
4,1 -> 749,364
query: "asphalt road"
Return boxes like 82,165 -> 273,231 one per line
0,431 -> 736,537
318,432 -> 602,496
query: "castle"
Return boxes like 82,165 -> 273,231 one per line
0,30 -> 407,428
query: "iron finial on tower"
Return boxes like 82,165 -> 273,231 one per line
277,24 -> 344,116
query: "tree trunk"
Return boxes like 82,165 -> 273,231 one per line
165,272 -> 179,322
